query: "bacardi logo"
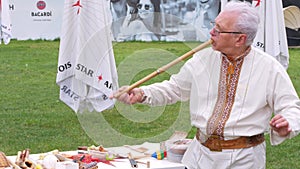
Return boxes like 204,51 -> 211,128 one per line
31,0 -> 52,21
37,1 -> 46,10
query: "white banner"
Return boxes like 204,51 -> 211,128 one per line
0,0 -> 12,44
9,0 -> 64,40
56,0 -> 118,113
252,0 -> 289,69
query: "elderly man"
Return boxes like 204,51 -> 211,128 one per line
112,1 -> 300,168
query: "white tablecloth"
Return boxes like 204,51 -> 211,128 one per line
7,142 -> 186,169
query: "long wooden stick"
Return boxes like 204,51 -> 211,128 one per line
114,39 -> 212,98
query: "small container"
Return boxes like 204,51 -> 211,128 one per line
165,139 -> 192,163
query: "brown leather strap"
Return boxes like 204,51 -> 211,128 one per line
196,129 -> 265,151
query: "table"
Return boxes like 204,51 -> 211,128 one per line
6,142 -> 186,169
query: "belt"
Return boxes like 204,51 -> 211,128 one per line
196,129 -> 265,152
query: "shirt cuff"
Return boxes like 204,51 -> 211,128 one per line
139,87 -> 149,104
269,129 -> 290,145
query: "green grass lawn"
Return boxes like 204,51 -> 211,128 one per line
0,40 -> 299,168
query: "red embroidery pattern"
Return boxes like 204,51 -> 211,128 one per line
206,48 -> 250,140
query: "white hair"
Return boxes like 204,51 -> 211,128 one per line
223,1 -> 260,45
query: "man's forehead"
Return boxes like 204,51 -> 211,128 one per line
215,11 -> 237,26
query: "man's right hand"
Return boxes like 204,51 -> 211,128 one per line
110,86 -> 145,105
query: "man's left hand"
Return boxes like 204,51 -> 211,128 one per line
269,114 -> 292,137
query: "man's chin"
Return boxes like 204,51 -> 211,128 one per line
211,44 -> 216,50
210,40 -> 218,50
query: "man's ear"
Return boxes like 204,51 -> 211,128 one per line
236,34 -> 247,46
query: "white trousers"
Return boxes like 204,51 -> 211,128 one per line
181,138 -> 266,169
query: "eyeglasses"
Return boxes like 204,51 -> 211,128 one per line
210,22 -> 243,36
136,4 -> 153,10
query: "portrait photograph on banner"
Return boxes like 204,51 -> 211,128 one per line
110,0 -> 221,42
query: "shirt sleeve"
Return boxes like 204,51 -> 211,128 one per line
268,62 -> 300,145
140,58 -> 195,106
